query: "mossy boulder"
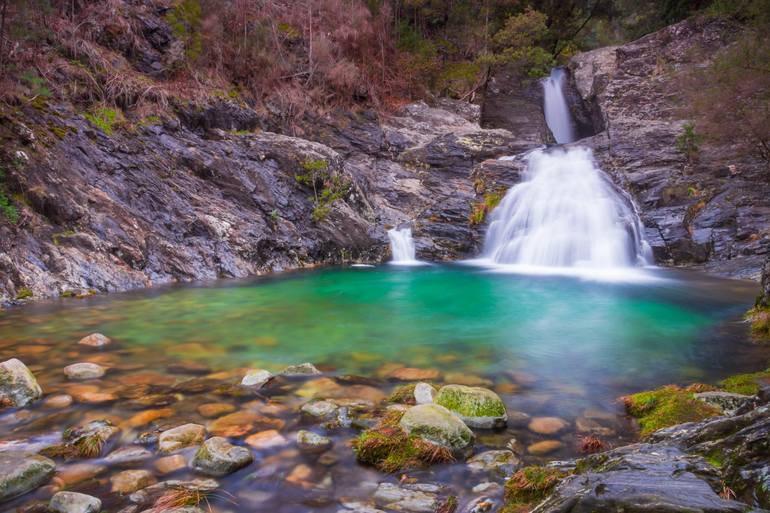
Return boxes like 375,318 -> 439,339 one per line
399,403 -> 474,454
0,358 -> 43,407
354,410 -> 460,472
621,384 -> 721,436
191,436 -> 254,476
0,453 -> 55,503
435,384 -> 507,428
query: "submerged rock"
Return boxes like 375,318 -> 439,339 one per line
297,430 -> 333,453
191,436 -> 254,476
158,423 -> 206,453
527,440 -> 563,456
372,483 -> 440,513
0,358 -> 43,407
435,385 -> 507,429
110,469 -> 156,493
301,400 -> 339,419
0,453 -> 55,503
105,446 -> 153,466
399,404 -> 474,455
282,363 -> 322,376
63,362 -> 106,380
77,333 -> 111,348
467,450 -> 519,477
527,417 -> 568,435
49,491 -> 102,513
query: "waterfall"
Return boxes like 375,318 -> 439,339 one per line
482,147 -> 651,269
388,227 -> 422,265
542,68 -> 575,144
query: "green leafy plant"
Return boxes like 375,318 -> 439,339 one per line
0,165 -> 19,224
20,71 -> 52,104
676,122 -> 702,161
166,0 -> 203,63
84,107 -> 124,136
295,159 -> 350,223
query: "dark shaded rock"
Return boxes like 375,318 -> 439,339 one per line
569,17 -> 770,278
481,66 -> 549,145
539,444 -> 747,512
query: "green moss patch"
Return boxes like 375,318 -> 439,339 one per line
719,370 -> 770,396
388,384 -> 417,405
353,410 -> 454,472
622,384 -> 722,436
747,306 -> 770,339
436,385 -> 505,418
503,466 -> 564,510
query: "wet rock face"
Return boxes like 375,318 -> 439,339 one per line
539,444 -> 747,512
0,97 -> 540,304
568,17 -> 770,279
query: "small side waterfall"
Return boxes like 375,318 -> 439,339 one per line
388,227 -> 422,266
482,148 -> 651,268
542,68 -> 575,144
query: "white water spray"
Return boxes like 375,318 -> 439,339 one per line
542,68 -> 575,144
482,147 -> 651,269
388,227 -> 423,266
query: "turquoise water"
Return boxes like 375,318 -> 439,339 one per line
1,264 -> 764,397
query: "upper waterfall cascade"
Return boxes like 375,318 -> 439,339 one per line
542,68 -> 576,144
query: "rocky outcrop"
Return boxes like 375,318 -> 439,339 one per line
536,390 -> 770,511
568,17 -> 770,279
0,98 -> 538,304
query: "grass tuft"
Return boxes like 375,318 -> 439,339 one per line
621,384 -> 721,435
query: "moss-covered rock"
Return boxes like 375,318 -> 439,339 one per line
621,384 -> 722,436
435,384 -> 507,428
353,409 -> 459,472
41,420 -> 120,459
399,403 -> 475,454
191,436 -> 254,476
502,465 -> 564,511
0,453 -> 55,503
0,358 -> 43,407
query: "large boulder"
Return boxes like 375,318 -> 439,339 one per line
191,437 -> 254,476
0,358 -> 42,407
435,384 -> 507,429
0,453 -> 55,503
399,404 -> 474,455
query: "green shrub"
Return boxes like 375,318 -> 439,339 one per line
675,122 -> 702,161
295,159 -> 350,223
0,166 -> 19,224
84,107 -> 124,136
166,0 -> 203,62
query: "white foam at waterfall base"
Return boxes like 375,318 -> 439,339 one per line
476,147 -> 652,279
387,227 -> 426,266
